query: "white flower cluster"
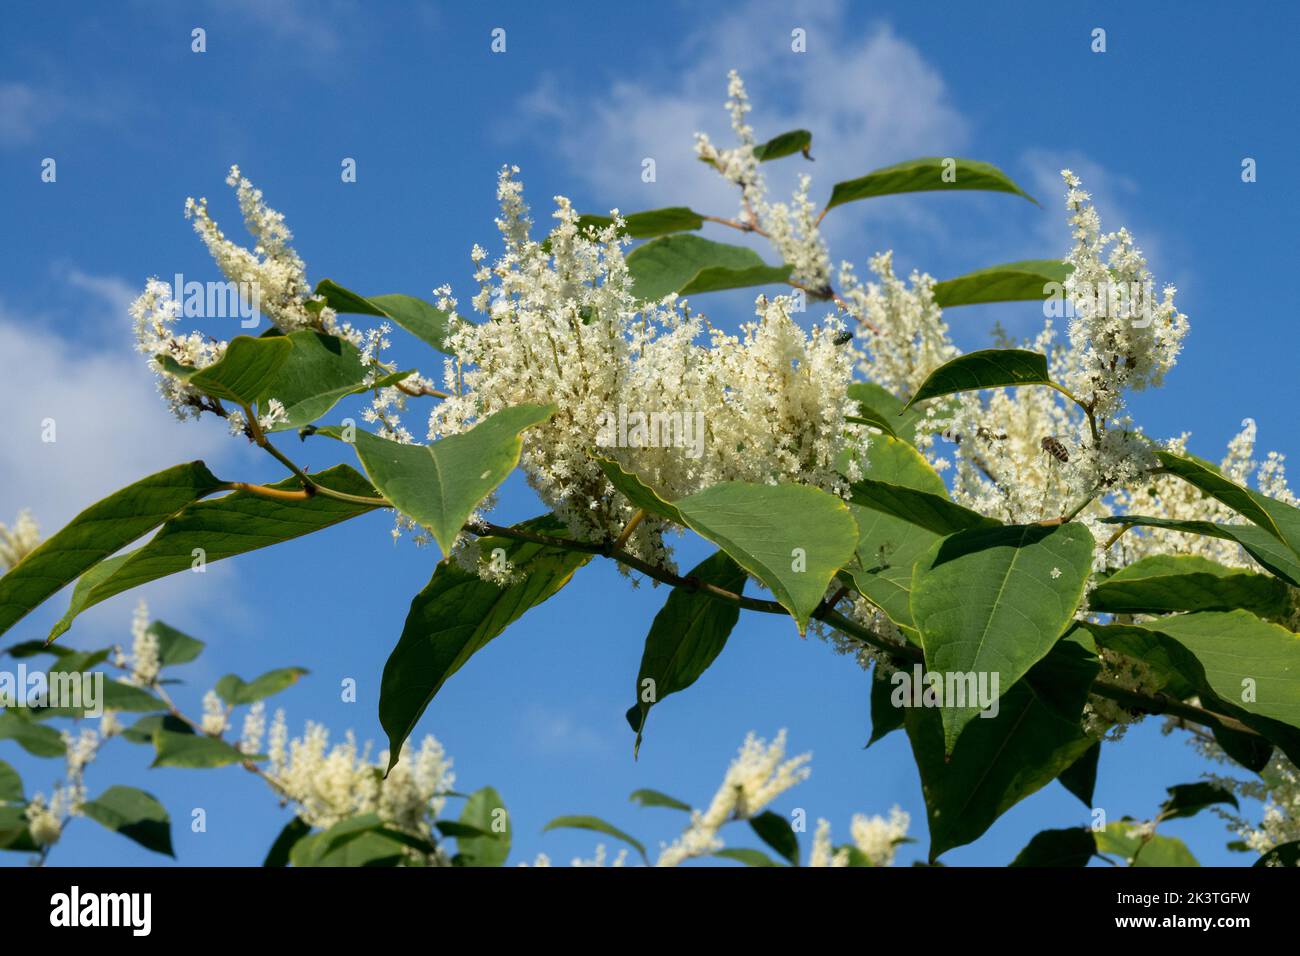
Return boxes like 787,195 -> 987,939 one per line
694,71 -> 833,292
119,600 -> 161,687
430,167 -> 862,569
808,805 -> 911,867
0,510 -> 40,571
655,729 -> 811,866
129,278 -> 228,420
249,709 -> 454,841
24,728 -> 101,848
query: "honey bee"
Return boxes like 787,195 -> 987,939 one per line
1041,435 -> 1070,463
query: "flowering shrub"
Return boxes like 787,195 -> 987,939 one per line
3,72 -> 1299,866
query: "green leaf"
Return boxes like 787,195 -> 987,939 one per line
263,816 -> 312,867
1213,722 -> 1274,773
152,728 -> 257,769
910,522 -> 1095,749
1089,554 -> 1290,618
0,712 -> 65,757
455,786 -> 511,867
845,382 -> 928,445
752,129 -> 813,162
906,639 -> 1099,860
671,482 -> 859,634
625,550 -> 745,754
0,805 -> 37,851
713,847 -> 781,867
904,349 -> 1053,410
1159,782 -> 1238,821
574,207 -> 704,239
0,461 -> 225,640
858,436 -> 948,496
257,330 -> 412,431
1096,822 -> 1199,867
849,479 -> 998,537
625,235 -> 792,301
0,760 -> 22,803
347,403 -> 555,556
121,714 -> 193,746
149,621 -> 205,667
46,465 -> 381,642
594,457 -> 687,526
868,664 -> 905,746
542,815 -> 648,864
1009,828 -> 1095,867
215,667 -> 308,706
748,810 -> 799,865
167,334 -> 293,405
933,260 -> 1071,308
628,788 -> 692,812
1102,515 -> 1300,587
379,515 -> 589,767
315,279 -> 452,353
81,785 -> 174,857
1154,451 -> 1300,561
99,680 -> 166,714
825,157 -> 1037,212
1057,740 -> 1101,807
291,815 -> 410,867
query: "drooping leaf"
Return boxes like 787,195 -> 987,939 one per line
825,157 -> 1036,212
845,382 -> 929,445
543,815 -> 648,864
263,816 -> 312,867
1009,828 -> 1095,867
81,785 -> 174,857
910,522 -> 1095,749
1159,782 -> 1238,821
121,714 -> 193,746
315,279 -> 452,353
0,712 -> 66,757
628,789 -> 691,812
849,479 -> 998,537
625,234 -> 792,301
163,334 -> 293,405
594,457 -> 686,526
904,349 -> 1053,410
148,621 -> 205,667
346,404 -> 555,556
573,207 -> 704,239
1254,842 -> 1300,867
933,259 -> 1071,308
0,461 -> 225,640
0,760 -> 22,803
868,663 -> 906,746
256,330 -> 413,431
1089,554 -> 1290,618
455,786 -> 511,867
748,810 -> 799,865
46,465 -> 380,642
215,667 -> 308,706
1057,740 -> 1101,808
1102,515 -> 1300,587
906,639 -> 1099,860
152,728 -> 258,769
379,515 -> 589,768
625,550 -> 745,754
752,129 -> 813,162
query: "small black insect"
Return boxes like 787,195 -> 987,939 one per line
832,330 -> 854,346
1041,435 -> 1070,463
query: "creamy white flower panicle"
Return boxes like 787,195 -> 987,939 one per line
656,730 -> 811,866
264,716 -> 454,841
694,71 -> 832,291
124,600 -> 161,687
430,167 -> 861,572
0,509 -> 40,571
200,690 -> 228,736
130,278 -> 228,420
25,728 -> 101,848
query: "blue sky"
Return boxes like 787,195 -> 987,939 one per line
1,0 -> 1297,866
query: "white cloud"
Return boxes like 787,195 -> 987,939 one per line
0,82 -> 62,145
507,0 -> 968,246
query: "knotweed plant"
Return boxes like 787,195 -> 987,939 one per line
3,72 -> 1300,867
